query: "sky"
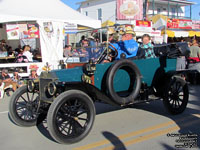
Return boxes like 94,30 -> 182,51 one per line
185,0 -> 200,20
61,0 -> 83,10
62,0 -> 200,20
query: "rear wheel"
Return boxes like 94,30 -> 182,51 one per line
47,90 -> 95,144
9,86 -> 39,126
163,76 -> 189,115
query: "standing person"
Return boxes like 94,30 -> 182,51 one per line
80,40 -> 89,62
88,36 -> 96,59
189,39 -> 200,60
23,45 -> 33,62
137,34 -> 156,59
79,35 -> 85,46
188,39 -> 200,72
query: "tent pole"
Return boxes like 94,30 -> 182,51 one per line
152,0 -> 155,16
168,0 -> 170,17
176,3 -> 179,19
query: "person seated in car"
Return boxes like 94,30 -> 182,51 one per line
137,34 -> 156,59
109,26 -> 139,60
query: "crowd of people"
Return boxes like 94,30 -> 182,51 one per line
63,26 -> 157,63
0,66 -> 39,98
0,40 -> 41,63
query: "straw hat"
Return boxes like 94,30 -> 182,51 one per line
125,26 -> 135,35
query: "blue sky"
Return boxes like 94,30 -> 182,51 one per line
61,0 -> 83,10
62,0 -> 200,20
185,0 -> 200,20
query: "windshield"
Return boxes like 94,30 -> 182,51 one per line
64,24 -> 132,64
64,28 -> 109,63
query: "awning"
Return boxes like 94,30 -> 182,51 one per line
149,14 -> 168,30
189,31 -> 200,37
174,31 -> 189,37
196,32 -> 200,37
162,30 -> 193,38
189,31 -> 196,37
101,20 -> 115,27
161,30 -> 175,38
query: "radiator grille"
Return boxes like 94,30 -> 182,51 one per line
39,78 -> 54,102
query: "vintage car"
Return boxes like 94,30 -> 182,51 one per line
9,27 -> 190,144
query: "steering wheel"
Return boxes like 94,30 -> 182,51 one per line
108,43 -> 118,58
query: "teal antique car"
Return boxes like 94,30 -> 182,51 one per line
9,27 -> 189,144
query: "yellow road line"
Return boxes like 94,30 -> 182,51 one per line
74,114 -> 200,150
100,118 -> 200,150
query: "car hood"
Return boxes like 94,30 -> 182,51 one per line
40,66 -> 83,83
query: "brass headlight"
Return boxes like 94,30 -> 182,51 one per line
27,80 -> 35,92
47,82 -> 57,96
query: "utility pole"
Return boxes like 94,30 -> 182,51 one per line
144,0 -> 148,19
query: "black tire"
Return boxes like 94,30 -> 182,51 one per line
163,76 -> 189,115
106,59 -> 141,105
47,90 -> 96,144
9,85 -> 39,127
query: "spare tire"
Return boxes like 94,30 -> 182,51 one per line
106,59 -> 141,105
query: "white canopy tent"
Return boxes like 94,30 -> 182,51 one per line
0,0 -> 101,28
0,0 -> 101,76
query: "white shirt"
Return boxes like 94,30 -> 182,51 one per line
23,51 -> 33,62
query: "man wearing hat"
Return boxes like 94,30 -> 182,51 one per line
109,26 -> 138,60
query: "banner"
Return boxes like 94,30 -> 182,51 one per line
6,24 -> 19,40
192,21 -> 200,29
132,20 -> 152,32
20,38 -> 36,49
28,24 -> 39,38
19,24 -> 28,39
167,19 -> 192,29
64,22 -> 78,34
117,0 -> 143,20
136,20 -> 151,27
37,21 -> 64,67
43,22 -> 54,38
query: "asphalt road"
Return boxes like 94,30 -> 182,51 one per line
0,85 -> 200,150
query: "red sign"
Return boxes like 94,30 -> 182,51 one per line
192,21 -> 200,29
117,0 -> 143,20
167,19 -> 192,29
136,20 -> 151,27
28,24 -> 39,39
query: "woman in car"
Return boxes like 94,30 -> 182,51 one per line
137,34 -> 156,59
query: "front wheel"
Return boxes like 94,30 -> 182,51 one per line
47,90 -> 96,144
163,76 -> 189,115
9,86 -> 39,126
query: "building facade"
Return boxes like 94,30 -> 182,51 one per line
78,0 -> 195,23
